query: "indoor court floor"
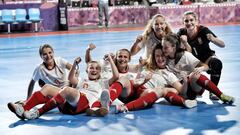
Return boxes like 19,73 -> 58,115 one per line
0,25 -> 240,135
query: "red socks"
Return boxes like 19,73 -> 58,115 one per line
109,82 -> 123,103
164,92 -> 185,106
38,93 -> 65,115
125,92 -> 158,111
23,91 -> 50,111
91,101 -> 101,108
196,74 -> 222,97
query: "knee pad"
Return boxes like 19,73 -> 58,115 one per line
208,58 -> 223,74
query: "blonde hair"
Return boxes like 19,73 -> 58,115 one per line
142,14 -> 173,41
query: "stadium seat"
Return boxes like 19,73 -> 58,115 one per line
0,10 -> 4,25
1,9 -> 15,33
28,8 -> 42,32
15,9 -> 27,23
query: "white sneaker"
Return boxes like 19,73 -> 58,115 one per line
86,90 -> 110,117
100,90 -> 110,116
184,99 -> 197,109
100,90 -> 110,110
23,110 -> 39,120
114,104 -> 128,114
7,102 -> 25,120
98,24 -> 103,28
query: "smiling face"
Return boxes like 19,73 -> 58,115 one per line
154,49 -> 166,69
162,39 -> 176,59
116,49 -> 130,69
183,13 -> 198,31
41,47 -> 54,64
152,16 -> 167,36
87,62 -> 101,80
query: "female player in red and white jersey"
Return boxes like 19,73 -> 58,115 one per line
112,45 -> 200,113
7,54 -> 119,120
86,48 -> 150,116
85,43 -> 115,80
130,14 -> 173,59
27,44 -> 73,99
161,33 -> 234,105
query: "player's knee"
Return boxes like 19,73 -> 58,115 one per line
60,86 -> 72,96
209,58 -> 222,74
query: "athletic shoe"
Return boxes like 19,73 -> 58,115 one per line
113,104 -> 128,114
7,102 -> 25,120
14,100 -> 25,105
98,90 -> 110,116
220,94 -> 235,104
209,92 -> 219,100
86,107 -> 108,117
105,23 -> 109,29
100,90 -> 110,110
86,107 -> 99,116
86,90 -> 110,117
23,110 -> 39,120
98,24 -> 103,28
184,99 -> 197,109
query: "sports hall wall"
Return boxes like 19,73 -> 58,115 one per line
0,2 -> 240,32
68,3 -> 240,29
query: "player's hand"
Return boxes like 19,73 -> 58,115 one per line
180,35 -> 188,44
139,57 -> 147,66
206,33 -> 214,41
74,57 -> 82,65
136,35 -> 143,43
87,43 -> 96,51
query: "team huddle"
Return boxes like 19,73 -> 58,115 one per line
7,11 -> 235,120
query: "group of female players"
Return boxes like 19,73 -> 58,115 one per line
8,11 -> 234,120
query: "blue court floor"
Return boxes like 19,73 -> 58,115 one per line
0,25 -> 240,135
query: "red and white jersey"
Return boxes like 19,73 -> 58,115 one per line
136,68 -> 179,89
32,57 -> 69,88
119,72 -> 137,80
76,78 -> 109,106
118,64 -> 140,80
138,32 -> 162,59
166,51 -> 200,81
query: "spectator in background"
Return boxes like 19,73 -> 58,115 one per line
179,0 -> 192,5
98,0 -> 110,28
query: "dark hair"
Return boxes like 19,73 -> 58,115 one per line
146,43 -> 162,71
39,44 -> 54,57
163,33 -> 184,64
183,11 -> 198,20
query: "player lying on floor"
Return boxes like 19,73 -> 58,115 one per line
7,55 -> 118,120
